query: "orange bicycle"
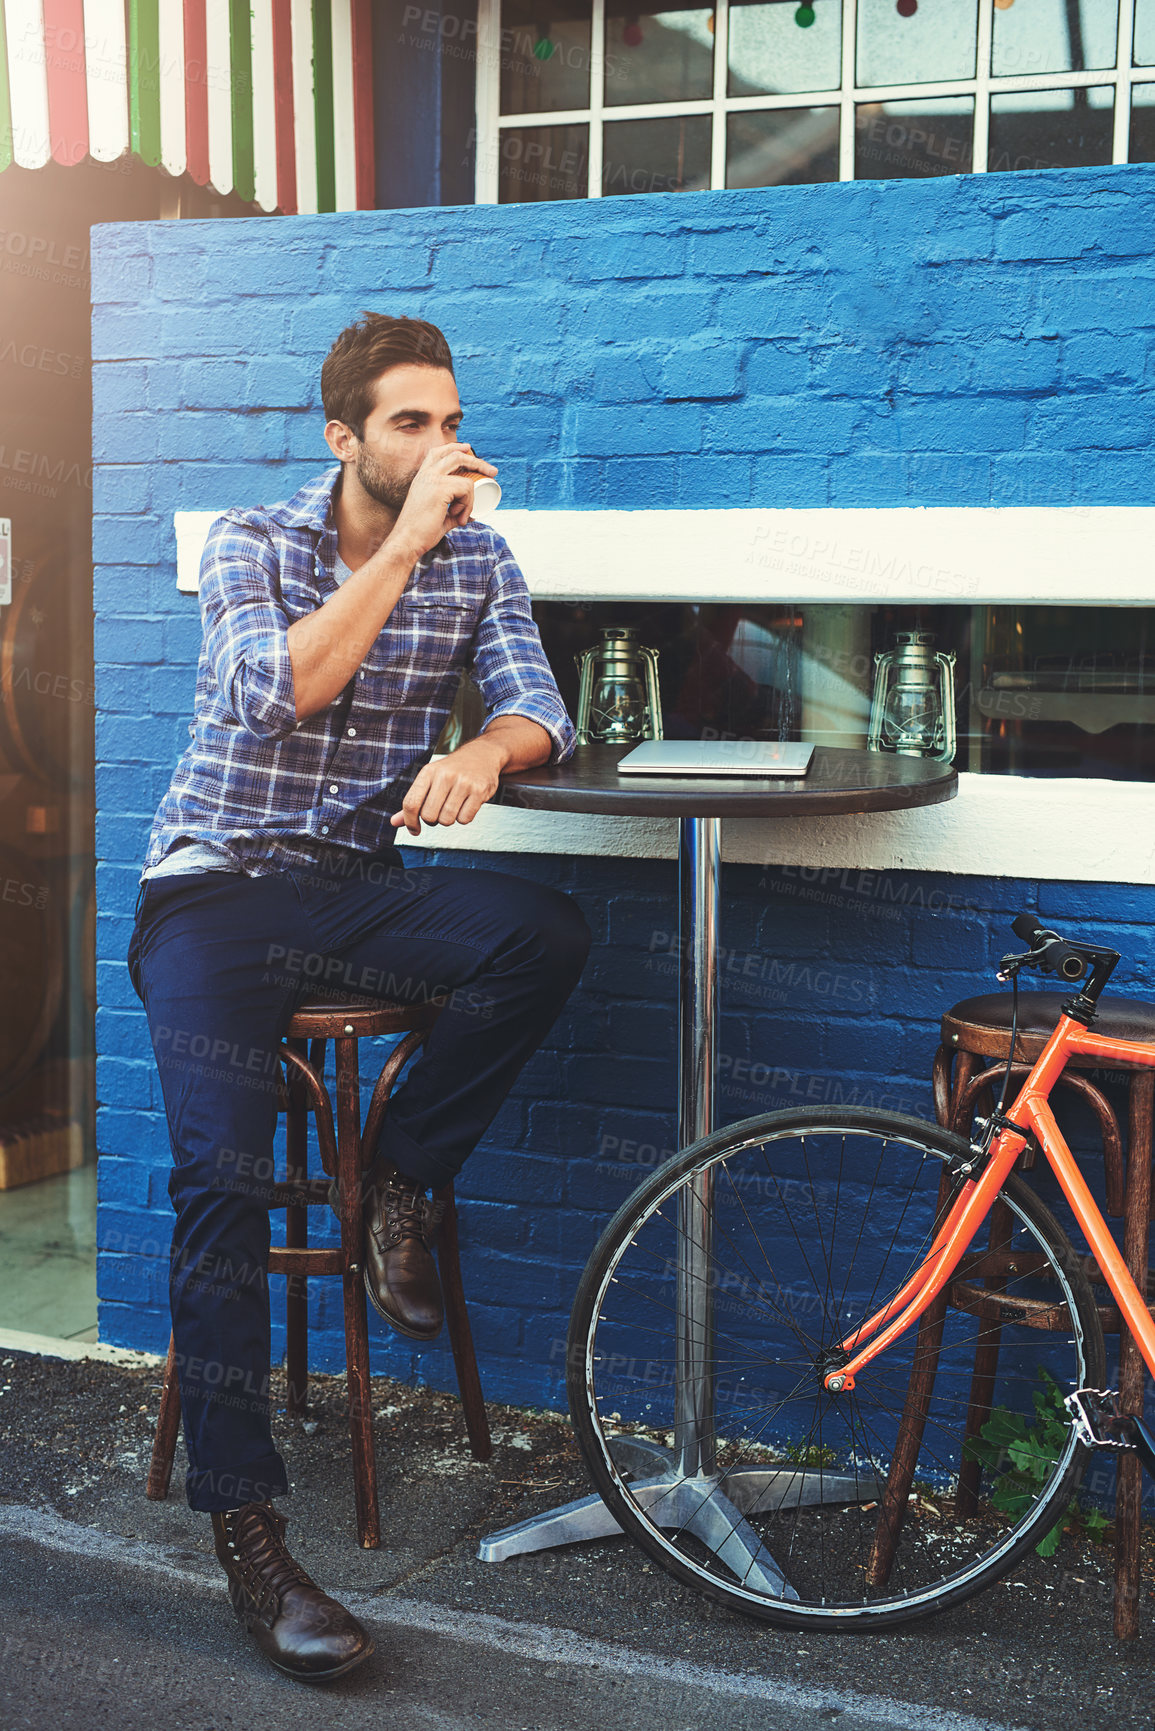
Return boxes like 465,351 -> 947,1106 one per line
567,913 -> 1155,1628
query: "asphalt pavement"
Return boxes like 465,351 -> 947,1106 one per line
0,1344 -> 1151,1731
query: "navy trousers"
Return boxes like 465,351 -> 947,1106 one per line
126,844 -> 591,1512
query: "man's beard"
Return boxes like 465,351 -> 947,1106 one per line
353,445 -> 414,514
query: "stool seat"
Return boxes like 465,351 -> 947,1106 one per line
288,994 -> 442,1039
943,992 -> 1155,1065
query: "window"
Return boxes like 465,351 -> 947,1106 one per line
441,600 -> 1155,781
478,0 -> 1154,199
537,600 -> 1155,779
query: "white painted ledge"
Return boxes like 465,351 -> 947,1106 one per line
176,503 -> 1155,603
404,773 -> 1155,887
473,505 -> 1155,606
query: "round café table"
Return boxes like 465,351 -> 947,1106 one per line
478,743 -> 958,1574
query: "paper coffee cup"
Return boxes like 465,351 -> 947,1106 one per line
470,477 -> 502,521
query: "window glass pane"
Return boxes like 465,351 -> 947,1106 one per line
498,124 -> 589,201
1134,0 -> 1155,64
992,0 -> 1119,78
988,86 -> 1114,173
855,97 -> 973,179
727,0 -> 841,98
974,604 -> 1155,781
856,0 -> 978,87
530,602 -> 1155,781
500,0 -> 592,115
1129,81 -> 1155,158
604,5 -> 714,106
536,602 -> 806,744
727,106 -> 841,186
602,114 -> 713,194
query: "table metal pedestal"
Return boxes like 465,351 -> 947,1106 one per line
478,817 -> 870,1584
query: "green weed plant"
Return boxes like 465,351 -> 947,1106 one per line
964,1367 -> 1111,1556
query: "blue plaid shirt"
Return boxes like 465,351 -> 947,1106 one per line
142,463 -> 575,879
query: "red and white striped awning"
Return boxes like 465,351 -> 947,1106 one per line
0,0 -> 375,213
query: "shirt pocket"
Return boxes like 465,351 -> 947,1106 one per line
374,593 -> 478,682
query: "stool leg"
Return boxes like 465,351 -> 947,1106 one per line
931,1043 -> 953,1128
943,1050 -> 978,1134
335,1033 -> 380,1549
955,1195 -> 1014,1520
434,1184 -> 492,1463
146,1332 -> 182,1502
937,1038 -> 1011,1518
284,1038 -> 309,1421
868,1165 -> 955,1591
1114,1070 -> 1153,1640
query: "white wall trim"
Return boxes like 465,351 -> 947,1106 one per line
176,504 -> 1155,604
402,773 -> 1155,887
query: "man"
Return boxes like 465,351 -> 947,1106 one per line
126,313 -> 591,1681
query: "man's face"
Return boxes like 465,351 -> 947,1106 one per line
341,364 -> 463,513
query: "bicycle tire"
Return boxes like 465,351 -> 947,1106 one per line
567,1107 -> 1106,1631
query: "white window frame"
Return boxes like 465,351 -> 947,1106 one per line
475,0 -> 1153,200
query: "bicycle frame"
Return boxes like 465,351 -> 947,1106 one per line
826,1013 -> 1155,1393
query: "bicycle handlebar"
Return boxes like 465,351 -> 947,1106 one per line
1001,914 -> 1121,1012
1005,912 -> 1089,981
1010,912 -> 1046,947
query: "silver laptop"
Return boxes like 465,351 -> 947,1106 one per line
617,740 -> 815,777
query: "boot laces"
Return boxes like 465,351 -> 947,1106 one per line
227,1503 -> 319,1613
375,1168 -> 428,1248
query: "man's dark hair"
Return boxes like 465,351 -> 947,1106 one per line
321,313 -> 455,441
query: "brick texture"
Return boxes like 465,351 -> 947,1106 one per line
91,167 -> 1155,1402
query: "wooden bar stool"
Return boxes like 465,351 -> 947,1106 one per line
878,991 -> 1155,1635
146,993 -> 492,1549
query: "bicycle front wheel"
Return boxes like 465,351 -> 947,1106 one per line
567,1108 -> 1105,1631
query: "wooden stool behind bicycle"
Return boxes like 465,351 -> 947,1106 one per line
916,989 -> 1155,1639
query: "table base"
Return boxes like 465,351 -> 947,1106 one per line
478,1434 -> 879,1592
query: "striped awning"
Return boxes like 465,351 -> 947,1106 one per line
0,0 -> 375,213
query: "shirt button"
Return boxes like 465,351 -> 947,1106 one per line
359,671 -> 365,679
329,783 -> 339,793
320,825 -> 329,835
347,728 -> 356,737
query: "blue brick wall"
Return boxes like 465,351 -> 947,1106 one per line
93,166 -> 1155,1405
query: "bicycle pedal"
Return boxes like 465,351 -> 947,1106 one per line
1065,1388 -> 1129,1448
1064,1389 -> 1155,1476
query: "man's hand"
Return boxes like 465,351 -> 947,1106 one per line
391,736 -> 506,836
390,716 -> 552,835
392,442 -> 498,560
285,444 -> 499,724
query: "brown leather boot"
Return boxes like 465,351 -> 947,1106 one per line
362,1158 -> 444,1340
211,1502 -> 373,1681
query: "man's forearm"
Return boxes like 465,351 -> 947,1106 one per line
286,533 -> 423,721
476,713 -> 553,773
390,712 -> 554,835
